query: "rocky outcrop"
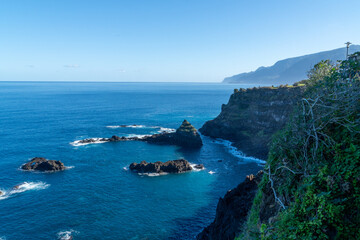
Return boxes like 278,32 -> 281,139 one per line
129,159 -> 193,174
76,120 -> 203,149
0,190 -> 3,196
199,86 -> 305,159
21,157 -> 66,171
197,171 -> 263,240
143,120 -> 203,148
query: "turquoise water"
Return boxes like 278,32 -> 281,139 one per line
0,82 -> 262,239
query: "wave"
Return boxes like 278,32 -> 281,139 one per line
57,230 -> 78,240
106,125 -> 176,133
190,163 -> 205,172
106,124 -> 147,129
138,172 -> 169,177
212,138 -> 266,164
208,171 -> 216,175
0,236 -> 6,240
0,182 -> 50,200
125,134 -> 152,139
70,138 -> 108,146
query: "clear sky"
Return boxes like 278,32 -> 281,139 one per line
1,0 -> 359,82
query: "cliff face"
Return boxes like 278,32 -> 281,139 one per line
199,86 -> 305,159
196,171 -> 263,240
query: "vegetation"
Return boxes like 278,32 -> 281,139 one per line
240,53 -> 360,239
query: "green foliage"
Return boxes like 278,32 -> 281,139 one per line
242,57 -> 360,239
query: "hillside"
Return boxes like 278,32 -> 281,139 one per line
198,53 -> 360,239
223,45 -> 360,85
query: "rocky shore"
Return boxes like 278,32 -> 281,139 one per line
21,157 -> 67,171
129,159 -> 200,174
199,86 -> 305,159
75,120 -> 203,148
197,171 -> 263,240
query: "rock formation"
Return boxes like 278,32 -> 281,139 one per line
21,157 -> 66,171
76,120 -> 203,148
129,159 -> 193,174
197,171 -> 263,240
200,86 -> 305,159
143,120 -> 203,148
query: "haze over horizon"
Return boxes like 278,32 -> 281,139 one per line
1,0 -> 359,82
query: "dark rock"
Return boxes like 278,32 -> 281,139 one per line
129,159 -> 193,174
193,164 -> 205,170
0,190 -> 3,196
197,171 -> 263,240
143,120 -> 203,148
108,135 -> 126,142
21,157 -> 66,172
199,86 -> 305,159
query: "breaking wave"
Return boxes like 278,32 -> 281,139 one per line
57,230 -> 78,240
70,138 -> 108,146
213,138 -> 266,164
0,182 -> 50,200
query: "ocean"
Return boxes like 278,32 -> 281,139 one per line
0,82 -> 263,240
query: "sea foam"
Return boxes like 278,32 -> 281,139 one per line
212,138 -> 266,164
0,182 -> 50,200
57,230 -> 78,240
70,138 -> 108,146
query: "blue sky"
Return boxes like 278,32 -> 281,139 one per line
1,0 -> 359,82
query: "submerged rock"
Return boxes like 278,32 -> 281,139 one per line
21,157 -> 66,172
193,164 -> 205,170
129,159 -> 193,174
197,171 -> 263,240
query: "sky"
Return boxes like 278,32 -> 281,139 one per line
0,0 -> 359,82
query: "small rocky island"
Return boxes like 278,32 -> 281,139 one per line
143,120 -> 203,148
21,157 -> 67,171
129,159 -> 203,174
76,120 -> 203,148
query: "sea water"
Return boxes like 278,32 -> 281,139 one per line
0,82 -> 263,239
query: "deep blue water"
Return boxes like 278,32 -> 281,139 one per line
0,82 -> 262,240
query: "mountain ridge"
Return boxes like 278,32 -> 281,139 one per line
223,45 -> 360,85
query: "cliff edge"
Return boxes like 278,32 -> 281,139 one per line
199,85 -> 305,159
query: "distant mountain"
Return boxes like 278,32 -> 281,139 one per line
223,45 -> 360,85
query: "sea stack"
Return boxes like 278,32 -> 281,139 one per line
143,120 -> 203,148
129,159 -> 193,174
21,157 -> 66,172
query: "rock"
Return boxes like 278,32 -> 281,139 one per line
21,157 -> 66,172
108,135 -> 126,142
193,164 -> 205,170
129,159 -> 193,174
143,120 -> 203,148
199,86 -> 305,159
196,171 -> 263,240
0,191 -> 3,196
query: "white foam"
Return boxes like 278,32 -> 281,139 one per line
57,230 -> 78,240
208,171 -> 216,175
138,172 -> 168,177
70,138 -> 108,146
125,134 -> 152,139
106,124 -> 147,129
0,182 -> 50,200
158,127 -> 176,133
123,167 -> 128,171
213,138 -> 266,164
106,125 -> 175,133
190,163 -> 205,172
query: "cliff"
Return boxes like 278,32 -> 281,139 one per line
199,85 -> 305,159
196,171 -> 263,240
198,54 -> 360,240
